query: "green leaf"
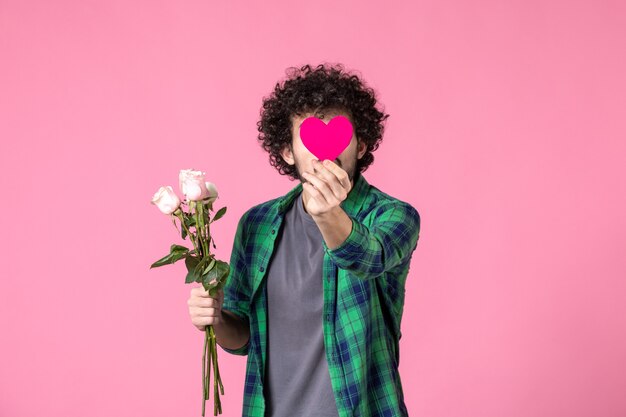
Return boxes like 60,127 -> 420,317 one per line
150,255 -> 172,269
210,206 -> 227,223
191,256 -> 211,284
170,244 -> 190,254
184,256 -> 201,283
150,244 -> 190,269
183,212 -> 196,228
203,260 -> 230,289
203,258 -> 216,275
208,262 -> 230,297
180,217 -> 188,240
179,211 -> 194,240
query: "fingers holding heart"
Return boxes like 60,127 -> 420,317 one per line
302,170 -> 338,205
319,160 -> 351,197
312,162 -> 347,200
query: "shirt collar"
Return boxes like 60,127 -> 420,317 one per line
276,172 -> 370,217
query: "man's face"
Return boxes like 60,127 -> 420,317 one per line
281,108 -> 367,187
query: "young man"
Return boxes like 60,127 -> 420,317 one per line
188,63 -> 421,417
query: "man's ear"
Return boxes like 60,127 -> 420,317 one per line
357,138 -> 367,160
280,143 -> 295,165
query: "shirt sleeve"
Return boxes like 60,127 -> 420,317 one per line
322,201 -> 420,280
219,212 -> 251,356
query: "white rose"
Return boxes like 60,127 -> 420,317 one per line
179,168 -> 219,203
204,181 -> 219,205
151,186 -> 181,215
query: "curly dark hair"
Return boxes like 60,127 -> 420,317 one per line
257,63 -> 390,181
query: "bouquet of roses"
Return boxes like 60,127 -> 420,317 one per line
150,168 -> 230,416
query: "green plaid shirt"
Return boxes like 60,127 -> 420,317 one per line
221,172 -> 421,417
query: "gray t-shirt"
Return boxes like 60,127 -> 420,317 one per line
263,192 -> 340,417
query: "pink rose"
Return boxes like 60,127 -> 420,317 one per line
179,169 -> 219,203
151,186 -> 181,215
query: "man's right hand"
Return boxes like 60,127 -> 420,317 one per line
188,285 -> 224,331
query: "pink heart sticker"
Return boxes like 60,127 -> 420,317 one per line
299,115 -> 353,161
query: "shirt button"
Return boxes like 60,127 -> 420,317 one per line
271,229 -> 275,234
259,266 -> 265,272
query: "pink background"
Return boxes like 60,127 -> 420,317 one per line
1,1 -> 625,416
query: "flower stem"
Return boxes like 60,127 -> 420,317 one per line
193,202 -> 209,257
192,202 -> 201,257
176,211 -> 199,255
199,202 -> 210,257
205,326 -> 212,416
209,325 -> 222,415
202,325 -> 208,417
206,205 -> 212,249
